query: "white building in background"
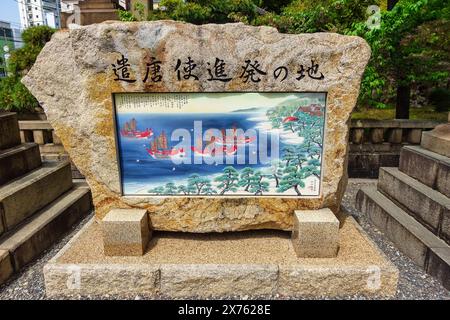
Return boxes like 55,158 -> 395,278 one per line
60,0 -> 78,13
18,0 -> 62,29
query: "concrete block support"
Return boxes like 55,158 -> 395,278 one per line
102,209 -> 151,256
291,208 -> 339,258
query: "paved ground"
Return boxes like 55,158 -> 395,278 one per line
0,179 -> 449,300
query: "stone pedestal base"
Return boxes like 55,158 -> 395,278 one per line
43,216 -> 398,298
291,208 -> 339,258
102,209 -> 151,256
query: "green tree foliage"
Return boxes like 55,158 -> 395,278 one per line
0,26 -> 55,112
247,171 -> 269,195
187,174 -> 212,194
177,185 -> 190,195
277,165 -> 305,195
123,0 -> 260,24
254,0 -> 378,34
164,182 -> 178,194
215,166 -> 239,194
149,186 -> 165,194
268,105 -> 322,194
429,88 -> 450,112
270,159 -> 284,188
351,0 -> 450,112
238,167 -> 255,191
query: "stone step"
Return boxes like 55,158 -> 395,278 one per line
0,162 -> 73,236
0,184 -> 92,274
399,145 -> 450,198
0,112 -> 21,150
0,143 -> 42,186
0,249 -> 13,286
421,123 -> 450,158
378,167 -> 450,244
356,186 -> 450,290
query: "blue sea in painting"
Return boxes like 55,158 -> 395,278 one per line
116,112 -> 287,194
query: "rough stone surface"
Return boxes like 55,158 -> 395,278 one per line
378,167 -> 450,241
291,208 -> 339,258
399,146 -> 442,189
0,161 -> 73,231
0,185 -> 92,271
399,145 -> 450,199
44,264 -> 160,297
41,215 -> 398,298
0,112 -> 21,150
0,143 -> 42,186
421,123 -> 450,158
356,187 -> 428,267
23,21 -> 371,232
0,250 -> 13,286
356,186 -> 450,290
437,160 -> 450,199
102,209 -> 150,256
278,265 -> 398,297
160,264 -> 278,298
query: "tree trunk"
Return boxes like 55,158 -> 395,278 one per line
396,84 -> 410,119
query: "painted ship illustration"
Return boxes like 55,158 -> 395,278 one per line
146,130 -> 185,160
191,127 -> 254,157
120,118 -> 153,139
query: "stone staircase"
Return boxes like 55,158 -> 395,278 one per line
356,125 -> 450,290
0,112 -> 93,286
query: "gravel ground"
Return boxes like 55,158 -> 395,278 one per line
0,178 -> 449,300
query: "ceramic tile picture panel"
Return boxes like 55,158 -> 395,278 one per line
114,92 -> 326,197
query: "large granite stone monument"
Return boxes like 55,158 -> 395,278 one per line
23,21 -> 371,233
23,21 -> 401,298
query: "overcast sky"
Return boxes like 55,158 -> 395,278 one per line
0,0 -> 22,29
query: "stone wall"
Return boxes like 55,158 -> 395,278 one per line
18,120 -> 84,179
348,119 -> 443,178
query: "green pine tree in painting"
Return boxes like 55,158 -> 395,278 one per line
177,185 -> 189,195
149,186 -> 165,195
282,146 -> 297,166
266,109 -> 282,129
187,174 -> 212,195
248,171 -> 270,195
305,159 -> 321,178
283,118 -> 296,133
164,182 -> 177,195
238,167 -> 255,192
202,183 -> 217,195
277,165 -> 305,196
215,166 -> 239,195
292,147 -> 308,169
270,159 -> 284,188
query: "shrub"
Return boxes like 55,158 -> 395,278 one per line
429,88 -> 450,112
0,26 -> 55,112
